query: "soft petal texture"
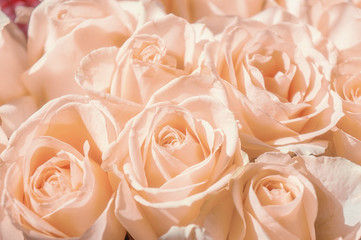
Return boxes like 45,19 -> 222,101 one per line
0,95 -> 135,239
204,14 -> 343,158
76,14 -> 213,105
103,95 -> 245,239
159,224 -> 213,240
229,152 -> 361,240
298,155 -> 361,240
229,153 -> 318,240
23,0 -> 166,105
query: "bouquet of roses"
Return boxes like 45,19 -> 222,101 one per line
0,0 -> 360,239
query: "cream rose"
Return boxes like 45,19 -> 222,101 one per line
229,152 -> 361,240
0,95 -> 135,239
205,15 -> 343,157
22,0 -> 165,106
76,14 -> 213,105
0,11 -> 37,150
103,94 -> 245,239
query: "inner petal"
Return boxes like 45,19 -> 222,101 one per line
157,125 -> 186,147
249,50 -> 296,101
343,76 -> 361,103
256,175 -> 301,206
132,36 -> 178,69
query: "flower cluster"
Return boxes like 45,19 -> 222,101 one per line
0,0 -> 360,239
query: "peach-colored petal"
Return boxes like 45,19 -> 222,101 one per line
330,128 -> 361,166
0,96 -> 37,137
159,224 -> 213,240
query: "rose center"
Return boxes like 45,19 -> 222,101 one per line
157,125 -> 186,147
133,37 -> 178,69
256,176 -> 300,206
344,77 -> 361,103
248,50 -> 296,101
31,156 -> 83,198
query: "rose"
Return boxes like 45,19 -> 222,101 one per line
103,93 -> 245,239
321,45 -> 361,165
229,153 -> 318,239
0,11 -> 37,151
228,152 -> 361,240
76,14 -> 213,105
22,0 -> 165,106
204,14 -> 343,157
0,95 -> 137,239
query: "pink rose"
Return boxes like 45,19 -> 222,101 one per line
0,11 -> 37,149
229,152 -> 361,240
22,0 -> 165,106
103,94 -> 245,239
205,15 -> 343,157
0,95 -> 137,239
76,14 -> 213,105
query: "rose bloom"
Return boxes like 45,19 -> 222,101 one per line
103,93 -> 245,239
0,11 -> 37,152
323,46 -> 361,166
228,152 -> 361,240
76,14 -> 213,106
204,14 -> 343,157
22,0 -> 165,106
0,95 -> 138,239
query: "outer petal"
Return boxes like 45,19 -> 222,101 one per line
316,3 -> 361,51
299,155 -> 361,240
0,96 -> 37,137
